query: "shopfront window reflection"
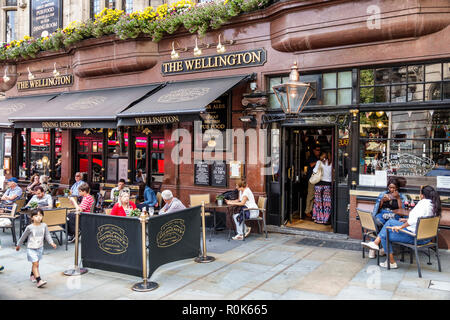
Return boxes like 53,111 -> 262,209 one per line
359,109 -> 450,188
360,62 -> 450,104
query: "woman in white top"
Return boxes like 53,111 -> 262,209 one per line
312,152 -> 333,224
225,180 -> 259,241
362,185 -> 441,269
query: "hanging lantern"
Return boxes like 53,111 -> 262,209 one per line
272,62 -> 315,116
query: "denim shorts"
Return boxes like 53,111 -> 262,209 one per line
27,247 -> 44,263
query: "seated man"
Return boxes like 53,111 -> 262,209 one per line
24,186 -> 53,209
0,177 -> 23,209
159,190 -> 185,215
137,184 -> 158,211
110,179 -> 130,200
69,172 -> 85,199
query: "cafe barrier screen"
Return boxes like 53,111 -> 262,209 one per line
147,206 -> 201,278
81,214 -> 143,277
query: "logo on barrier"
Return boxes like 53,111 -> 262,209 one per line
156,219 -> 186,248
96,224 -> 129,255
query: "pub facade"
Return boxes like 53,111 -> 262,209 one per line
0,0 -> 449,246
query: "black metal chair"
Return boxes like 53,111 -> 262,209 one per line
386,216 -> 441,277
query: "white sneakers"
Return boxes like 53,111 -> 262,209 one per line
361,241 -> 379,251
379,260 -> 398,269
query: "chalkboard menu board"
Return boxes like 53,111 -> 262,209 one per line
31,0 -> 62,38
194,161 -> 210,186
211,161 -> 227,187
197,94 -> 229,151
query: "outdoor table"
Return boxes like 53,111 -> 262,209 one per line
204,203 -> 239,241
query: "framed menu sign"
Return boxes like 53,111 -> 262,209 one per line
211,161 -> 227,187
194,161 -> 210,186
30,0 -> 62,38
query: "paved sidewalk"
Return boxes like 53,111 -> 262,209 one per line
1,229 -> 450,300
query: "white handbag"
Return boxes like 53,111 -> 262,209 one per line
309,161 -> 323,185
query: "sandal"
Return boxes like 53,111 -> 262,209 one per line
232,234 -> 244,241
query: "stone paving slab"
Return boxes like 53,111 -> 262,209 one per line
1,230 -> 450,300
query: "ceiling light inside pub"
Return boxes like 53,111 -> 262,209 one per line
27,67 -> 35,81
216,35 -> 226,54
194,37 -> 202,57
171,42 -> 179,60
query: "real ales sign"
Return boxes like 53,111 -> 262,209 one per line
162,48 -> 266,76
30,0 -> 62,38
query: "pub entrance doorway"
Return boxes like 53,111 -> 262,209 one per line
75,136 -> 103,189
282,125 -> 336,233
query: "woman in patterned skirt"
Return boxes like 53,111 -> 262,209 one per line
312,152 -> 333,224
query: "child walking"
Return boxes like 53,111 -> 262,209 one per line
16,209 -> 57,288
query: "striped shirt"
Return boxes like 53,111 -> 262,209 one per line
79,194 -> 94,213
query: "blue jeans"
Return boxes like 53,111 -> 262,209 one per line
375,211 -> 400,229
378,220 -> 428,253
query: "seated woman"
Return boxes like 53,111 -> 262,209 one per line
372,179 -> 407,228
362,185 -> 441,269
26,174 -> 41,197
110,192 -> 136,217
225,179 -> 259,241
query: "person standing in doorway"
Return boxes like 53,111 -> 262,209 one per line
312,152 -> 333,224
305,145 -> 321,218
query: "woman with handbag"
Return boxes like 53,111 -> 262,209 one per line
311,152 -> 332,224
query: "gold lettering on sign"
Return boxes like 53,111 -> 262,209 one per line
17,74 -> 74,91
42,121 -> 82,128
134,115 -> 180,125
162,49 -> 266,75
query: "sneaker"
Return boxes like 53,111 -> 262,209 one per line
37,280 -> 47,288
379,248 -> 386,256
67,236 -> 75,243
30,275 -> 37,283
232,234 -> 244,241
379,260 -> 398,269
0,265 -> 4,272
368,249 -> 376,259
244,227 -> 251,238
361,241 -> 379,251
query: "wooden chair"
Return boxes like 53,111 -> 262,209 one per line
356,208 -> 380,265
0,203 -> 19,245
42,208 -> 68,251
15,198 -> 26,212
386,216 -> 441,277
242,196 -> 268,241
58,197 -> 76,209
156,192 -> 162,208
190,194 -> 214,240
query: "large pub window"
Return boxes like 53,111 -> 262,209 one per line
360,62 -> 450,104
322,71 -> 352,105
5,9 -> 17,43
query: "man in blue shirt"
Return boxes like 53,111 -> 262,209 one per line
426,158 -> 450,176
0,177 -> 23,208
70,172 -> 85,197
137,185 -> 158,211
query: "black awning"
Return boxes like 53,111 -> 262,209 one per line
0,94 -> 57,128
9,84 -> 162,128
117,75 -> 250,126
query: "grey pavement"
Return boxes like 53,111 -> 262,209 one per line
1,226 -> 450,300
